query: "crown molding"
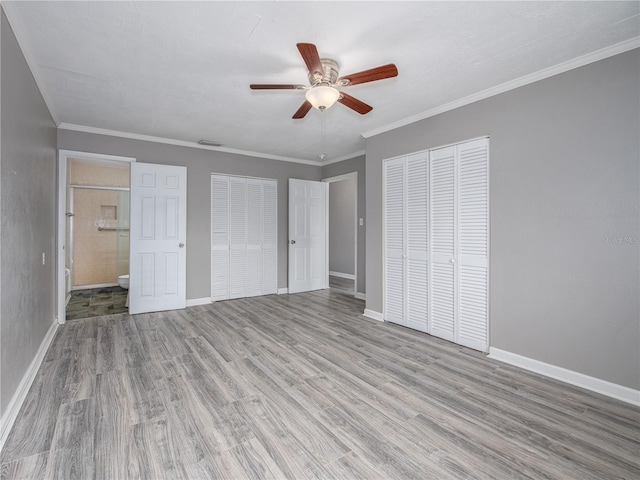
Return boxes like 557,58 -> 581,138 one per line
57,123 -> 324,166
362,36 -> 640,139
2,2 -> 60,125
321,150 -> 366,167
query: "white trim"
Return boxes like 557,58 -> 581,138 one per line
57,152 -> 67,325
488,348 -> 640,407
57,150 -> 136,325
362,37 -> 640,139
277,287 -> 288,295
321,150 -> 366,166
58,123 -> 366,168
354,292 -> 366,301
363,309 -> 384,322
186,297 -> 212,307
70,185 -> 130,192
59,149 -> 136,164
2,2 -> 60,124
322,172 -> 358,184
58,123 -> 324,167
0,320 -> 58,452
329,271 -> 355,280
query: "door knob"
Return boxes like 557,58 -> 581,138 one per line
450,258 -> 455,264
290,240 -> 296,245
179,242 -> 184,248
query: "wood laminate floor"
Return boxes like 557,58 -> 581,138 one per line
329,276 -> 355,295
1,289 -> 638,479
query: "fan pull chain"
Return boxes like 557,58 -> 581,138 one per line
319,110 -> 327,160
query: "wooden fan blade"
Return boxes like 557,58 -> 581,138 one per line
338,92 -> 373,115
338,64 -> 398,86
292,101 -> 312,119
296,43 -> 323,77
250,84 -> 306,90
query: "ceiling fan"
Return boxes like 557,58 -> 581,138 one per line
250,43 -> 398,119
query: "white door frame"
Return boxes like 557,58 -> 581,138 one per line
56,150 -> 136,324
322,172 -> 358,296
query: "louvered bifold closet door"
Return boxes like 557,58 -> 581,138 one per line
211,175 -> 230,301
246,179 -> 263,297
262,180 -> 278,295
405,153 -> 429,333
429,146 -> 456,342
229,177 -> 247,299
384,158 -> 406,325
457,138 -> 489,351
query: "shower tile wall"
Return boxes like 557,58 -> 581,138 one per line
73,189 -> 125,286
70,159 -> 130,288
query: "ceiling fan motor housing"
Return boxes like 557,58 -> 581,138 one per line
309,58 -> 340,86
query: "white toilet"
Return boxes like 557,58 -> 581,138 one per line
118,274 -> 130,308
117,274 -> 129,289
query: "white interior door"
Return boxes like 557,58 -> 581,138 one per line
405,153 -> 429,333
246,178 -> 264,297
457,138 -> 489,351
288,178 -> 327,294
383,158 -> 405,325
229,177 -> 247,299
129,162 -> 187,315
429,146 -> 456,342
211,175 -> 230,301
262,179 -> 278,295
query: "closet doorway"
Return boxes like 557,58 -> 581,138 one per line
323,172 -> 357,296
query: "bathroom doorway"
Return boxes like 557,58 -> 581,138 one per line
57,151 -> 136,323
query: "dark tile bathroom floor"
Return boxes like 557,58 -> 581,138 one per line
66,286 -> 128,320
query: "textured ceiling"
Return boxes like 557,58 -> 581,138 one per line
4,1 -> 639,163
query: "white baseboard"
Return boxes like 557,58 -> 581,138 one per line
186,297 -> 212,307
363,309 -> 384,322
0,319 -> 59,452
277,288 -> 288,295
329,271 -> 355,280
354,292 -> 366,301
488,347 -> 640,407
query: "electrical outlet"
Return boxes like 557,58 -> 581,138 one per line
359,218 -> 364,227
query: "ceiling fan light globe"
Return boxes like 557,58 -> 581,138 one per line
305,86 -> 340,110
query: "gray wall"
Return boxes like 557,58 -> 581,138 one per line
322,155 -> 366,296
57,130 -> 322,299
1,9 -> 58,416
365,50 -> 639,390
328,178 -> 356,276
